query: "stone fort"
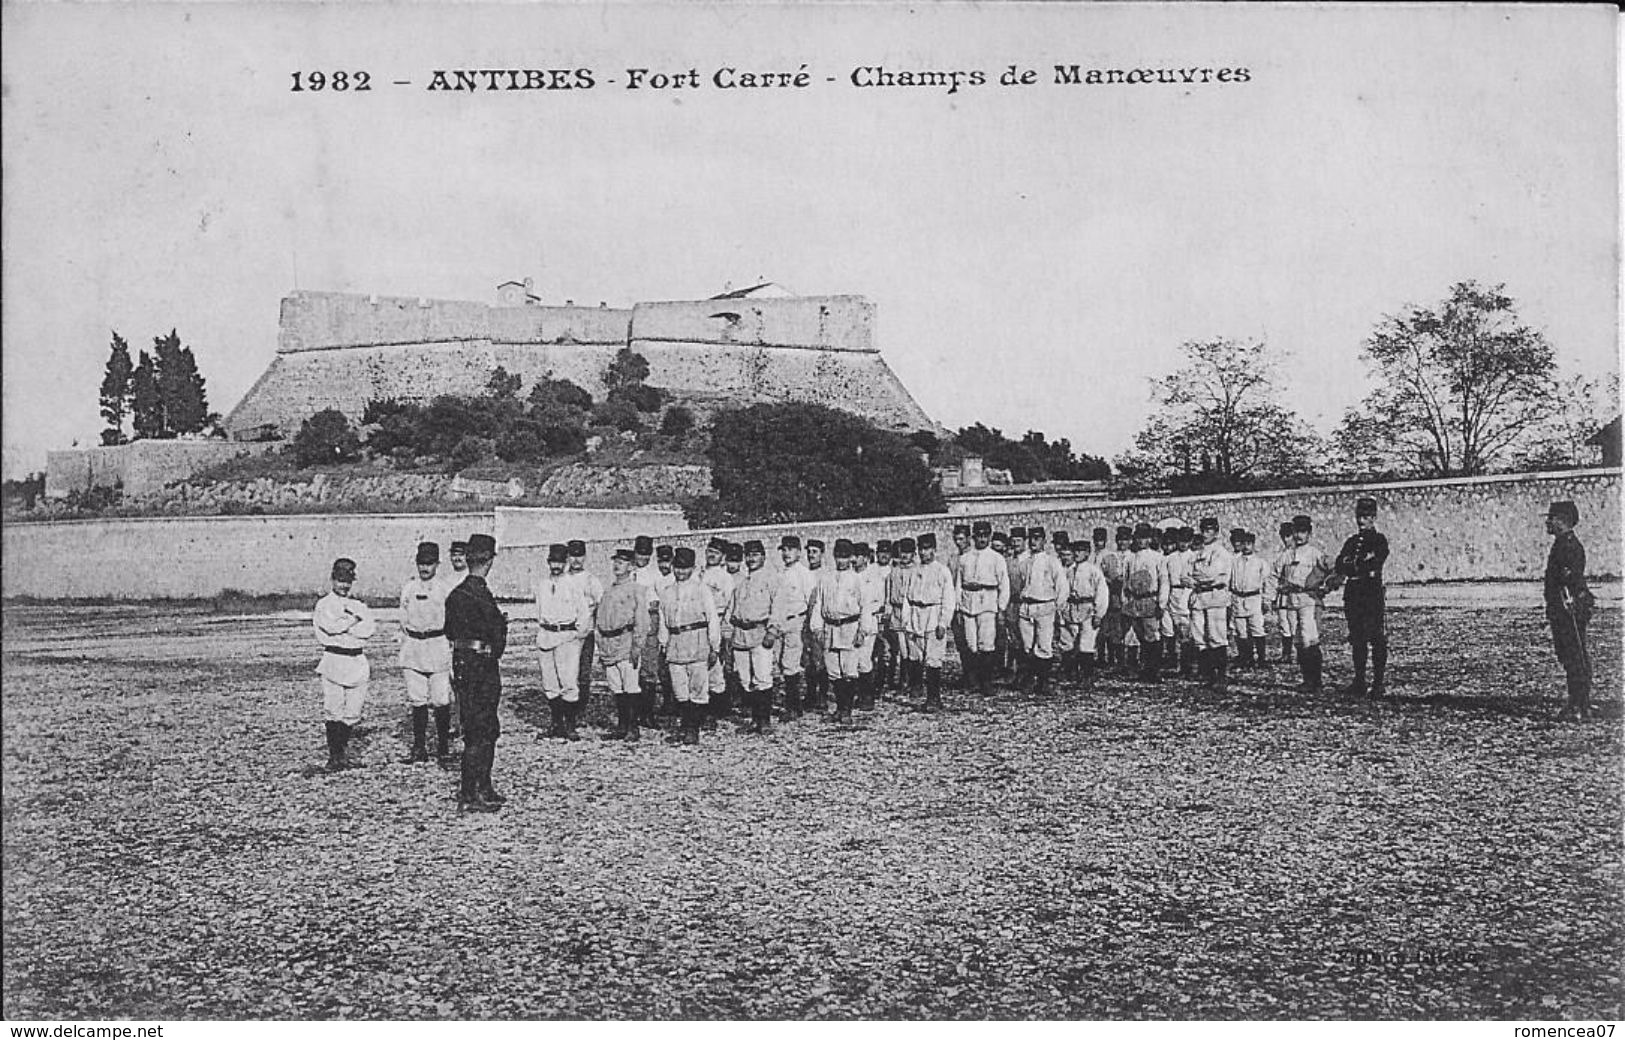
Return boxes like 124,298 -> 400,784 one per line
225,279 -> 937,439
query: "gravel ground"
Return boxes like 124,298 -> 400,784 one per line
2,598 -> 1620,1020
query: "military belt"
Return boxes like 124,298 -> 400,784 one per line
452,639 -> 494,653
731,616 -> 768,630
669,619 -> 709,634
822,613 -> 861,626
907,599 -> 938,608
538,621 -> 578,632
322,645 -> 364,657
1020,595 -> 1053,604
597,621 -> 636,638
1067,596 -> 1094,604
961,581 -> 996,591
1231,588 -> 1261,596
405,628 -> 445,640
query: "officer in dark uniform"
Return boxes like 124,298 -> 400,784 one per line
1544,500 -> 1595,721
445,533 -> 508,812
1335,496 -> 1391,698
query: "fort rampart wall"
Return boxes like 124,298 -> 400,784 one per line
5,469 -> 1616,603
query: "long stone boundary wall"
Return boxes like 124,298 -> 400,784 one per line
3,469 -> 1617,602
487,468 -> 1622,599
45,441 -> 278,500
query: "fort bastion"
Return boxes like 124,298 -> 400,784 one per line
225,280 -> 937,439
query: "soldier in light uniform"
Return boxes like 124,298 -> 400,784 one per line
957,520 -> 1011,698
314,557 -> 377,772
1276,514 -> 1343,693
1189,517 -> 1235,690
700,537 -> 736,723
885,537 -> 917,693
1228,530 -> 1275,669
904,531 -> 954,711
947,524 -> 974,690
596,547 -> 650,742
803,538 -> 830,711
566,540 -> 604,729
446,534 -> 507,811
535,543 -> 592,740
721,541 -> 747,712
1165,528 -> 1198,678
1003,526 -> 1031,682
852,542 -> 884,710
870,540 -> 895,692
1017,526 -> 1066,695
1334,497 -> 1391,698
632,534 -> 663,727
1544,500 -> 1595,721
442,540 -> 470,733
1098,525 -> 1131,671
1272,521 -> 1299,664
1059,537 -> 1110,688
1122,523 -> 1170,683
657,546 -> 720,745
774,535 -> 817,720
729,540 -> 778,734
810,539 -> 866,724
1155,529 -> 1181,676
651,545 -> 678,717
398,541 -> 454,764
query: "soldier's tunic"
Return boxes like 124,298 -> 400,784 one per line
1276,542 -> 1338,648
635,562 -> 672,693
957,547 -> 1010,652
314,590 -> 377,725
1098,547 -> 1129,645
856,564 -> 885,677
1166,549 -> 1195,642
1058,560 -> 1110,655
1228,553 -> 1274,639
1335,529 -> 1389,652
595,578 -> 649,696
570,567 -> 605,699
729,567 -> 778,693
1122,547 -> 1169,646
397,575 -> 452,708
534,573 -> 591,702
658,577 -> 720,704
1189,541 -> 1235,650
1271,541 -> 1298,641
903,558 -> 954,667
702,564 -> 736,695
446,573 -> 507,801
883,559 -> 913,663
773,562 -> 817,678
1018,550 -> 1066,660
1006,550 -> 1032,647
1545,529 -> 1593,707
803,563 -> 828,679
811,568 -> 866,680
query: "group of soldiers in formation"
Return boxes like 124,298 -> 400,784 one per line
314,495 -> 1520,813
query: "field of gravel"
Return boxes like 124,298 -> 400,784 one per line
2,595 -> 1620,1020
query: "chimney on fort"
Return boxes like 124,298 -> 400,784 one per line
497,277 -> 541,307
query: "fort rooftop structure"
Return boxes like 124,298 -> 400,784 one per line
225,280 -> 936,440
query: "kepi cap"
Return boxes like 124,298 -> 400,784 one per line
547,543 -> 569,563
467,534 -> 497,558
1548,500 -> 1580,525
415,541 -> 439,565
672,546 -> 696,568
331,557 -> 356,581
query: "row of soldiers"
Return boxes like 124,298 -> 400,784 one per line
312,503 -> 1390,810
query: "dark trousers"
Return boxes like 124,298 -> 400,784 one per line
453,651 -> 501,796
577,633 -> 596,704
1548,604 -> 1593,707
950,613 -> 972,686
1345,581 -> 1388,683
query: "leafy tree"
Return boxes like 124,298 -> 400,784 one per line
99,332 -> 134,445
707,402 -> 944,524
659,405 -> 696,440
592,397 -> 645,433
528,375 -> 594,414
151,330 -> 211,437
608,382 -> 665,413
952,423 -> 1111,483
1120,338 -> 1324,487
293,408 -> 361,467
604,346 -> 651,391
495,419 -> 549,463
449,435 -> 494,470
1509,372 -> 1620,472
130,352 -> 164,441
1336,281 -> 1558,477
485,366 -> 523,400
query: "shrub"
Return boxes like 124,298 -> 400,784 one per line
659,405 -> 696,440
293,409 -> 361,468
449,435 -> 495,470
592,398 -> 645,433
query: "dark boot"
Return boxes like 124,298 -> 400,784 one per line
978,652 -> 995,697
404,706 -> 430,763
857,672 -> 876,711
434,705 -> 454,761
686,702 -> 702,744
1371,637 -> 1388,698
602,694 -> 631,740
563,700 -> 581,741
783,674 -> 805,720
1237,637 -> 1255,668
1160,637 -> 1177,674
477,740 -> 505,805
1302,645 -> 1323,693
336,722 -> 354,768
1349,641 -> 1369,696
1252,637 -> 1270,671
1281,637 -> 1294,664
1080,652 -> 1096,690
924,667 -> 943,711
324,721 -> 345,772
1214,649 -> 1229,693
1141,641 -> 1162,684
1181,641 -> 1198,679
835,679 -> 854,724
458,741 -> 489,810
546,698 -> 564,738
1034,656 -> 1052,696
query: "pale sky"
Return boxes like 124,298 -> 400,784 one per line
2,2 -> 1618,478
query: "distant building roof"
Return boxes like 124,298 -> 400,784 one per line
710,282 -> 796,300
1587,415 -> 1622,466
